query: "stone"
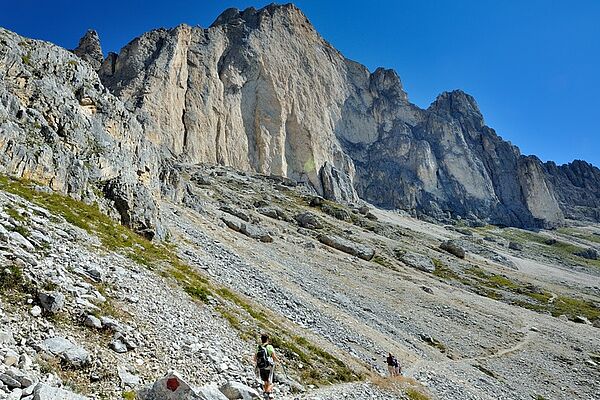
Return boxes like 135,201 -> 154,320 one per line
7,388 -> 22,400
0,330 -> 14,346
84,315 -> 102,329
440,240 -> 466,259
508,241 -> 523,251
294,212 -> 323,230
573,316 -> 592,325
117,365 -> 141,387
30,306 -> 42,317
110,335 -> 128,354
8,231 -> 34,251
574,248 -> 598,260
33,383 -> 88,400
197,385 -> 229,400
218,381 -> 260,400
318,234 -> 375,261
3,349 -> 19,366
41,337 -> 89,368
37,292 -> 65,314
0,373 -> 20,389
220,206 -> 250,222
395,251 -> 435,273
239,224 -> 273,243
142,370 -> 203,400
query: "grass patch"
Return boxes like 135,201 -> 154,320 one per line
372,255 -> 394,269
4,205 -> 27,222
432,257 -> 599,323
9,224 -> 30,238
21,52 -> 32,65
499,228 -> 600,268
0,175 -> 177,268
122,391 -> 136,400
214,287 -> 360,386
406,388 -> 431,400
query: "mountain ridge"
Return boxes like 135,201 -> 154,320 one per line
2,3 -> 599,234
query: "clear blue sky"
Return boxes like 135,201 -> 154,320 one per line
2,1 -> 599,166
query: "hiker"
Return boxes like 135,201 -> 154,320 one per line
394,356 -> 401,376
386,352 -> 397,376
255,333 -> 280,399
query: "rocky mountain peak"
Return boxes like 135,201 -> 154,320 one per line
72,29 -> 103,70
430,89 -> 482,119
210,3 -> 310,30
370,67 -> 408,103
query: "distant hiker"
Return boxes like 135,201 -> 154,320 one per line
394,356 -> 401,376
386,352 -> 398,376
255,333 -> 279,399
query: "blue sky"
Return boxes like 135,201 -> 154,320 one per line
1,1 -> 599,166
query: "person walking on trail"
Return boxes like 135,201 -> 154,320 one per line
386,352 -> 399,376
255,333 -> 280,399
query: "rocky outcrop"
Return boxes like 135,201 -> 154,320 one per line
72,30 -> 104,70
0,28 -> 164,238
318,234 -> 375,261
542,160 -> 600,222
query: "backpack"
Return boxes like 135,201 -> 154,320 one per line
256,345 -> 274,369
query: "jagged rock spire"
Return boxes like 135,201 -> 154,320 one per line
73,29 -> 103,70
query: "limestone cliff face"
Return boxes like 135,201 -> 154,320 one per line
543,160 -> 600,222
2,4 -> 591,230
98,4 -> 566,228
0,28 -> 164,237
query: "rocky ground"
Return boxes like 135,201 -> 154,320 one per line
0,166 -> 599,400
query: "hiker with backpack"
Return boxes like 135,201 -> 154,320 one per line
386,352 -> 399,376
255,333 -> 280,399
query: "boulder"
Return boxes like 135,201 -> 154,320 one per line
38,291 -> 65,313
41,337 -> 89,368
240,224 -> 273,243
219,381 -> 260,399
396,251 -> 435,273
574,248 -> 598,260
294,212 -> 323,230
222,216 -> 273,242
33,383 -> 88,400
440,240 -> 466,259
141,370 -> 209,400
508,241 -> 523,251
256,206 -> 287,221
220,206 -> 250,222
318,234 -> 375,261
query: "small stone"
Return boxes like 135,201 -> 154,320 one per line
3,349 -> 19,366
84,315 -> 102,329
30,306 -> 42,317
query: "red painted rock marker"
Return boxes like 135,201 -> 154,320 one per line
166,377 -> 180,391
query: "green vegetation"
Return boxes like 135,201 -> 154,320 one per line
21,52 -> 32,65
9,224 -> 30,238
499,228 -> 600,268
558,227 -> 600,245
372,255 -> 395,269
432,258 -> 599,323
214,287 -> 359,385
0,175 -> 176,268
406,388 -> 431,400
122,391 -> 136,400
4,205 -> 27,222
